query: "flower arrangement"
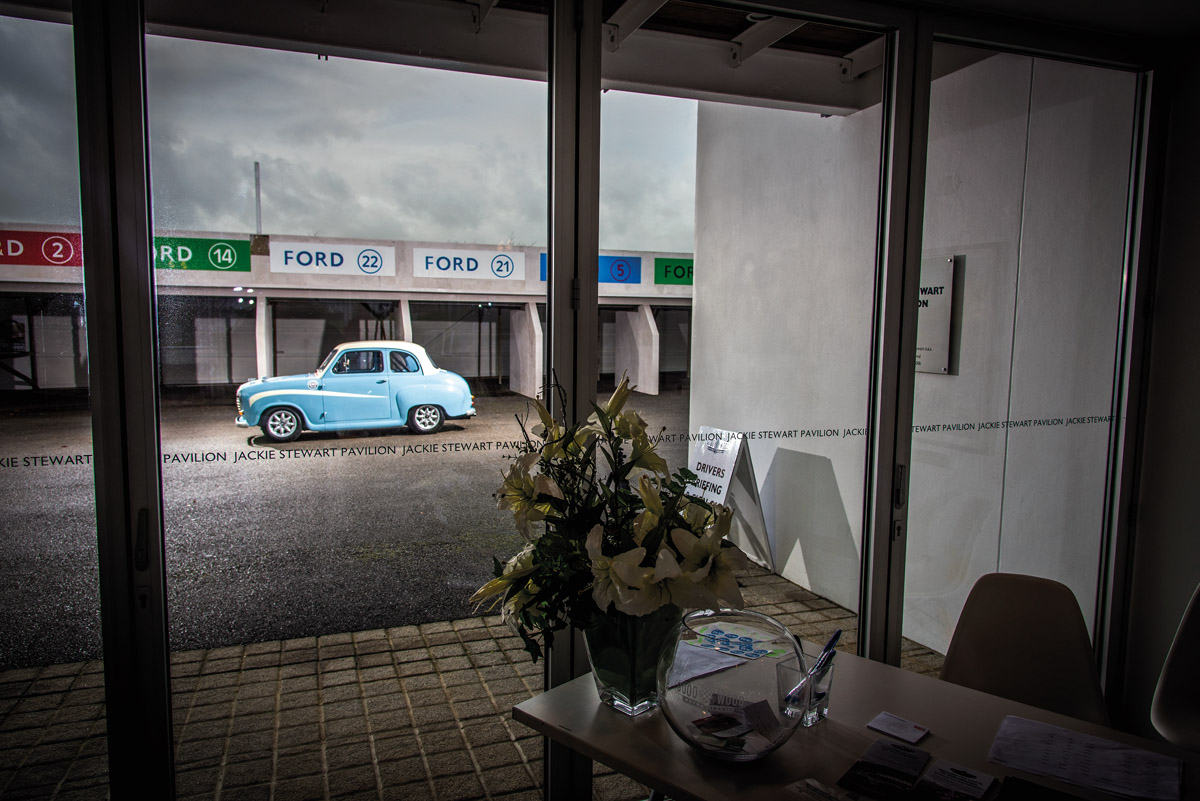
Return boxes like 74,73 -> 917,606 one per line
471,377 -> 748,661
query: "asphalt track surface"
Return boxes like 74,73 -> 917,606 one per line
0,389 -> 690,670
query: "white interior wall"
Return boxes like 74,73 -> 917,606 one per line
692,101 -> 883,613
905,53 -> 1031,648
997,61 -> 1135,618
694,53 -> 1135,647
906,55 -> 1136,652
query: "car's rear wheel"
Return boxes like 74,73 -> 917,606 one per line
262,407 -> 302,442
408,404 -> 444,434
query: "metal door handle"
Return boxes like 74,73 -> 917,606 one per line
376,379 -> 386,383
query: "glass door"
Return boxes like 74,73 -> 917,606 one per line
596,0 -> 892,722
144,9 -> 551,798
900,43 -> 1140,673
0,12 -> 109,799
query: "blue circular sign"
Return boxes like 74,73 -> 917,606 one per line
357,248 -> 384,274
491,254 -> 515,278
610,259 -> 631,282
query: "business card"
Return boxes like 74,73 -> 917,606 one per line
868,711 -> 931,743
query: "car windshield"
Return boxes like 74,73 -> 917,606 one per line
317,348 -> 337,372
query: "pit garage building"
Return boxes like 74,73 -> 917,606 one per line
0,229 -> 694,398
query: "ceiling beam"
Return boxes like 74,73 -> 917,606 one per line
608,27 -> 879,115
729,16 -> 806,69
467,0 -> 497,33
838,36 -> 885,82
604,0 -> 667,51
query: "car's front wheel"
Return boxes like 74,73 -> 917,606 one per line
262,407 -> 302,442
408,404 -> 444,434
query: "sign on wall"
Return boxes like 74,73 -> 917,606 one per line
537,254 -> 644,283
413,248 -> 525,281
153,237 -> 251,272
272,241 -> 396,276
654,257 -> 693,285
916,256 -> 956,374
0,230 -> 84,267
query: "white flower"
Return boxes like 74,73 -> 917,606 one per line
671,506 -> 747,609
588,526 -> 679,616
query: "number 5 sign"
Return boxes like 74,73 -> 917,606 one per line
0,230 -> 84,267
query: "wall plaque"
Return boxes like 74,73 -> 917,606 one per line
917,256 -> 955,374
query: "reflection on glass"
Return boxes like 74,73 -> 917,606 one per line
903,45 -> 1137,670
146,23 -> 549,798
0,13 -> 109,797
597,7 -> 890,752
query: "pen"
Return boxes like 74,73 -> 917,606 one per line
810,629 -> 841,675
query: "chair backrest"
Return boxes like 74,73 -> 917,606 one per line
940,572 -> 1109,725
1152,580 -> 1200,749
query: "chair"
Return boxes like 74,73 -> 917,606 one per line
939,572 -> 1110,725
1151,580 -> 1200,749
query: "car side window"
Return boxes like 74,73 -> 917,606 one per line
331,350 -> 383,374
390,352 -> 421,374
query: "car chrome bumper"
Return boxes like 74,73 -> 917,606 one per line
235,416 -> 250,428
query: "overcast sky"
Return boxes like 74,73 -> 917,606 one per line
0,15 -> 697,253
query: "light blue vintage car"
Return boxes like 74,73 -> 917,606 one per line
235,340 -> 476,442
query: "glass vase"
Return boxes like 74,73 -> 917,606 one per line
583,604 -> 684,716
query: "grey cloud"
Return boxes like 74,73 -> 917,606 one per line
387,137 -> 547,245
4,19 -> 695,254
0,18 -> 81,226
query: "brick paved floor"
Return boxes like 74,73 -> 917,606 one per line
0,567 -> 943,800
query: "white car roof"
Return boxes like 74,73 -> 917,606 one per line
334,340 -> 429,358
327,341 -> 437,373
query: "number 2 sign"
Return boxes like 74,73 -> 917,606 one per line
0,231 -> 84,267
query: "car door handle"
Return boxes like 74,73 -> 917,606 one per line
376,379 -> 386,384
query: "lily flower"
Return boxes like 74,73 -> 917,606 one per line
631,475 -> 663,543
610,546 -> 677,616
600,376 -> 633,419
582,376 -> 634,437
534,473 -> 564,502
469,544 -> 538,608
671,507 -> 747,608
628,432 -> 669,476
614,410 -> 648,439
496,451 -> 546,539
587,525 -> 630,612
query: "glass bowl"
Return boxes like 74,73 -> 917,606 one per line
656,608 -> 808,761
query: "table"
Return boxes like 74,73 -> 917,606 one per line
514,648 -> 1197,801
